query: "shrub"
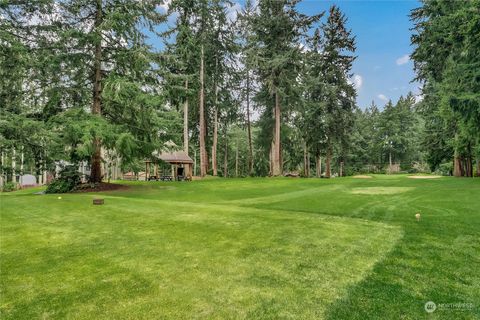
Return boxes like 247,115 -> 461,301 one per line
436,162 -> 453,176
344,166 -> 360,176
412,162 -> 430,173
75,182 -> 99,191
400,162 -> 412,171
2,182 -> 17,192
46,165 -> 81,194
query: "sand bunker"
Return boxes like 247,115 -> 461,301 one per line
350,187 -> 414,195
408,175 -> 442,179
352,175 -> 373,179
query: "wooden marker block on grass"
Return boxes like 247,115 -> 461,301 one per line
93,198 -> 104,205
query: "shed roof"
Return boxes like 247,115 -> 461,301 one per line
158,151 -> 193,164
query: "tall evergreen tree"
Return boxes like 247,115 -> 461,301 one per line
320,5 -> 356,177
250,0 -> 320,176
238,0 -> 257,175
301,27 -> 326,177
207,1 -> 237,176
162,0 -> 199,158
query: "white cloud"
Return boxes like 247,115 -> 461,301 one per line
353,74 -> 362,90
414,94 -> 424,104
348,74 -> 362,90
158,0 -> 179,27
414,86 -> 424,104
396,54 -> 410,66
378,94 -> 388,102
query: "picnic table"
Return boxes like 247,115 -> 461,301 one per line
160,175 -> 173,181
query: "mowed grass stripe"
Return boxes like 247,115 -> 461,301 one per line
1,186 -> 401,319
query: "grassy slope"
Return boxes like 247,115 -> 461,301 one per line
252,176 -> 480,319
0,175 -> 479,319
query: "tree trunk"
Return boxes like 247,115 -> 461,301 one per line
20,146 -> 24,175
212,78 -> 219,176
340,161 -> 344,177
246,71 -> 253,175
325,145 -> 332,178
303,141 -> 308,177
183,80 -> 189,155
224,126 -> 228,178
279,141 -> 283,175
307,151 -> 310,177
272,91 -> 282,176
453,152 -> 462,177
19,146 -> 24,185
194,148 -> 197,176
1,150 -> 4,184
269,140 -> 274,176
476,158 -> 480,177
11,147 -> 16,183
199,44 -> 207,177
42,149 -> 47,184
465,157 -> 473,177
316,154 -> 321,178
235,141 -> 239,177
36,154 -> 42,185
90,0 -> 103,183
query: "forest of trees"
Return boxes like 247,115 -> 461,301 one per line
410,0 -> 480,177
1,0 -> 479,186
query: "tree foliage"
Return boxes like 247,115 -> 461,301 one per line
411,0 -> 480,176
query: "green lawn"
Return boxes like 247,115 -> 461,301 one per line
1,175 -> 479,319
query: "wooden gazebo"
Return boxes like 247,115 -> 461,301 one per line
155,151 -> 193,180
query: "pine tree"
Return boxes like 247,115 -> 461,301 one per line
250,0 -> 320,176
1,1 -> 62,183
302,27 -> 327,177
238,0 -> 257,175
207,0 -> 237,176
320,5 -> 356,178
162,0 -> 199,158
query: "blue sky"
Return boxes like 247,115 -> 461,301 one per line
155,0 -> 421,109
296,0 -> 421,108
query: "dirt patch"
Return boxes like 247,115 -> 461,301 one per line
352,175 -> 373,179
350,187 -> 414,195
73,182 -> 129,193
408,175 -> 442,179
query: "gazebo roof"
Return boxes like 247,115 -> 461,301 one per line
158,151 -> 193,164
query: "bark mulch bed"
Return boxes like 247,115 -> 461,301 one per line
73,182 -> 130,193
